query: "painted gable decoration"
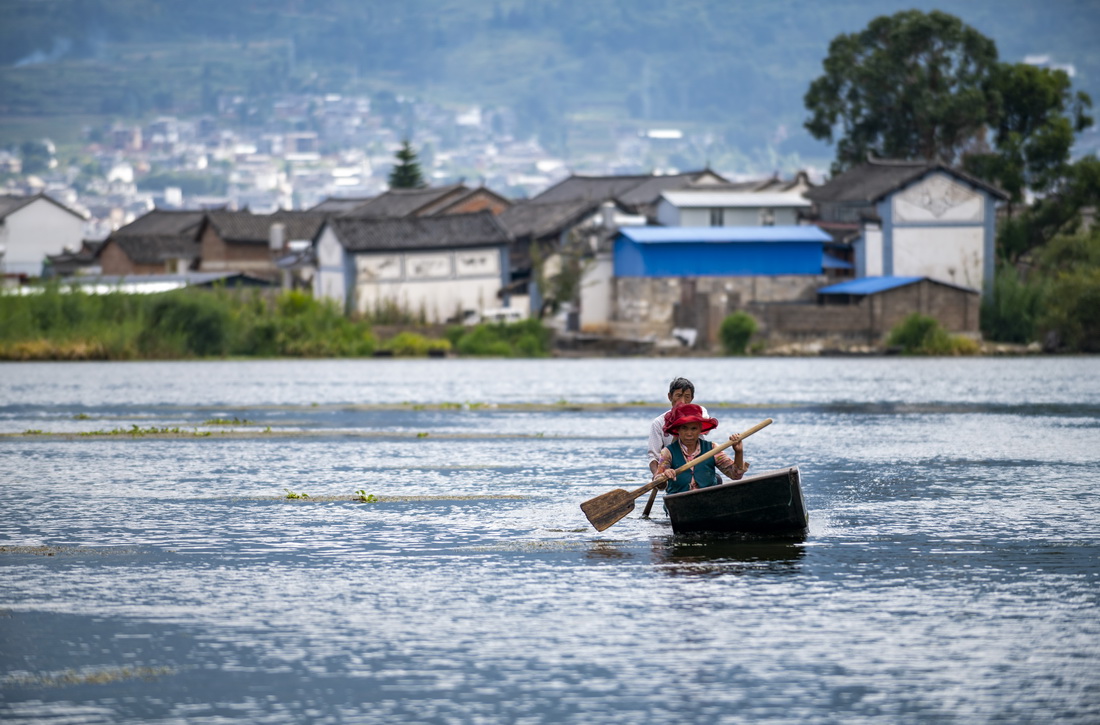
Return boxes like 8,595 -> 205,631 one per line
894,173 -> 983,223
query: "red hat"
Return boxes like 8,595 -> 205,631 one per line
662,403 -> 718,437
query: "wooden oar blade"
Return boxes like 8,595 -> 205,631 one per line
580,489 -> 637,531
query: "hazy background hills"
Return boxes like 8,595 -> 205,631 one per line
1,0 -> 1097,173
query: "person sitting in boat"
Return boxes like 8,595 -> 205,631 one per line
651,404 -> 749,495
648,377 -> 710,477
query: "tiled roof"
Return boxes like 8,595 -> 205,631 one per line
428,187 -> 512,215
532,171 -> 717,207
0,194 -> 37,218
341,184 -> 469,218
309,196 -> 376,213
328,211 -> 511,252
497,198 -> 600,240
206,210 -> 329,244
114,209 -> 206,237
805,158 -> 1008,204
0,193 -> 86,220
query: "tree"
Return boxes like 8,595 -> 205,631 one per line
804,10 -> 999,172
996,155 -> 1100,261
19,140 -> 53,175
388,140 -> 426,189
963,63 -> 1093,206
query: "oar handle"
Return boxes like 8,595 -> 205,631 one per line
631,417 -> 772,497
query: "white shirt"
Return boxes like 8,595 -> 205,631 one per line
647,404 -> 709,465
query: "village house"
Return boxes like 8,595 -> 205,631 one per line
97,209 -> 206,276
803,157 -> 1008,295
0,193 -> 87,277
199,210 -> 329,281
656,187 -> 811,228
314,211 -> 513,322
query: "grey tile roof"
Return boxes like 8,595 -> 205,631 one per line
497,198 -> 600,241
109,234 -> 201,264
206,210 -> 329,244
0,194 -> 36,218
531,170 -> 719,208
309,196 -> 376,213
114,209 -> 206,237
329,211 -> 511,252
0,193 -> 86,220
341,184 -> 470,218
805,158 -> 1008,204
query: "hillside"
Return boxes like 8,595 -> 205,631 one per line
1,0 -> 1097,167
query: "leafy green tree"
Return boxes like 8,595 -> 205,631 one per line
804,10 -> 999,172
996,155 -> 1100,261
963,63 -> 1093,206
388,140 -> 426,189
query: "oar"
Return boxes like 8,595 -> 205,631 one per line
580,418 -> 772,532
641,487 -> 659,518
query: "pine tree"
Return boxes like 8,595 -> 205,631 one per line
388,140 -> 426,189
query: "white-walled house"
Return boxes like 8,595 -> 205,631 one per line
0,194 -> 86,276
804,159 -> 1008,294
656,189 -> 811,227
315,211 -> 513,322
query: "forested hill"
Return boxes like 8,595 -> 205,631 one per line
1,0 -> 1097,161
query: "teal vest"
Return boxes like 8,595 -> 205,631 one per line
666,439 -> 718,495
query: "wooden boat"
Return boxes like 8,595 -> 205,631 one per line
664,466 -> 808,536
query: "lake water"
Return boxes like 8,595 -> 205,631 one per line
1,357 -> 1099,724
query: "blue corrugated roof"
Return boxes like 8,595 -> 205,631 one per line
822,252 -> 853,270
818,276 -> 924,295
618,225 -> 832,244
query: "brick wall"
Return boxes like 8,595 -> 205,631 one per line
199,227 -> 278,278
98,241 -> 163,275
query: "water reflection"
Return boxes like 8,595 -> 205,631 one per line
650,534 -> 806,577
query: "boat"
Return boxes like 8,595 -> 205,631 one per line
663,466 -> 808,536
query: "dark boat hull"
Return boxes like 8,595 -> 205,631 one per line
664,466 -> 808,535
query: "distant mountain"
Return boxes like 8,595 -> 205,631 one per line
1,0 -> 1097,166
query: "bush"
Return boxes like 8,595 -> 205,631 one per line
0,286 -> 377,359
719,312 -> 758,355
451,319 -> 551,357
1038,267 -> 1100,352
887,313 -> 978,355
981,264 -> 1047,343
382,331 -> 451,356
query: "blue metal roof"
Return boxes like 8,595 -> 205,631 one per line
822,252 -> 853,270
818,276 -> 924,295
618,225 -> 832,244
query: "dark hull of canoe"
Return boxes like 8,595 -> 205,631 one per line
664,466 -> 808,535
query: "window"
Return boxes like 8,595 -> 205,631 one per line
709,208 -> 724,226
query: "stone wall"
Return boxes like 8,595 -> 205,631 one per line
611,275 -> 828,343
611,276 -> 979,347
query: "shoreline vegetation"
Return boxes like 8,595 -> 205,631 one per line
0,285 -> 552,361
0,278 -> 1092,360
